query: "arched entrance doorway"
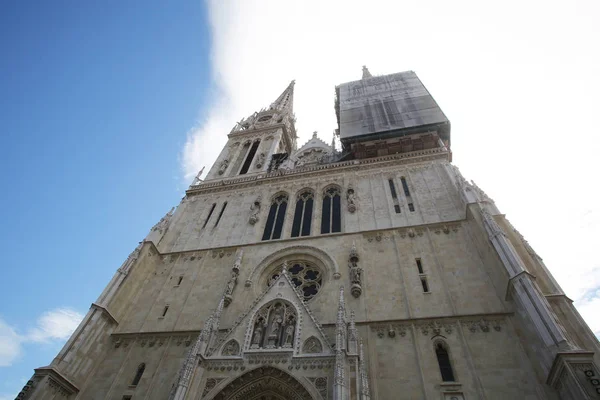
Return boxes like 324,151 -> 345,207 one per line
212,366 -> 315,400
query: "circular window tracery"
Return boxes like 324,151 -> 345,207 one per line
268,262 -> 323,301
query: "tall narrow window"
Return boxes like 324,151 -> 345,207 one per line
291,190 -> 314,237
401,177 -> 411,196
388,179 -> 401,214
421,277 -> 429,293
435,343 -> 455,382
401,177 -> 415,212
131,363 -> 145,386
262,194 -> 288,241
177,276 -> 183,285
416,258 -> 424,274
161,305 -> 169,317
321,187 -> 341,234
214,202 -> 227,227
202,203 -> 216,229
239,140 -> 260,175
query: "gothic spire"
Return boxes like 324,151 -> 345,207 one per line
269,80 -> 295,113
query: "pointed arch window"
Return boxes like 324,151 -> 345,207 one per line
262,194 -> 288,241
131,363 -> 145,386
435,342 -> 455,382
291,190 -> 314,237
321,186 -> 341,234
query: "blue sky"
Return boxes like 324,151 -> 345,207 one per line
2,0 -> 600,398
0,2 -> 211,396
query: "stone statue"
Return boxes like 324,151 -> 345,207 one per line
350,265 -> 362,284
249,196 -> 261,225
251,322 -> 264,347
283,324 -> 295,347
225,272 -> 237,296
267,307 -> 284,347
255,152 -> 266,169
347,188 -> 356,213
218,159 -> 229,175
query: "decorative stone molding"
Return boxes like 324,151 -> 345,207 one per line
111,332 -> 198,350
31,367 -> 79,399
302,336 -> 324,354
460,318 -> 502,333
245,245 -> 340,287
188,147 -> 449,195
307,376 -> 328,399
202,378 -> 226,397
212,248 -> 234,259
365,231 -> 393,242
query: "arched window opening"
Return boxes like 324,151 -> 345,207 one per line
291,191 -> 314,237
214,202 -> 227,227
202,203 -> 216,229
321,186 -> 341,234
239,140 -> 260,175
262,194 -> 288,241
131,363 -> 145,386
435,343 -> 455,382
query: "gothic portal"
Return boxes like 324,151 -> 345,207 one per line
19,69 -> 600,400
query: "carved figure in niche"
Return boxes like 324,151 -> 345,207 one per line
222,340 -> 240,356
267,306 -> 284,347
218,159 -> 229,175
350,264 -> 362,284
249,196 -> 261,225
302,337 -> 323,354
347,188 -> 357,213
250,301 -> 297,350
282,319 -> 295,348
255,152 -> 266,169
251,319 -> 265,349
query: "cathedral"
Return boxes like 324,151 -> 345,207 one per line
18,68 -> 600,400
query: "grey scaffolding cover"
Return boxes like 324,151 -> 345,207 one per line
336,71 -> 450,145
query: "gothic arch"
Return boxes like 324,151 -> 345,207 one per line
207,366 -> 317,400
245,245 -> 340,288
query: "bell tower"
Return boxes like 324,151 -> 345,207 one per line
203,81 -> 297,181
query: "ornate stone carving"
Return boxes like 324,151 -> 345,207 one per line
348,242 -> 362,298
250,300 -> 297,350
218,158 -> 229,175
255,152 -> 266,168
302,336 -> 323,354
248,196 -> 261,225
223,249 -> 242,308
202,377 -> 225,397
150,207 -> 175,234
221,339 -> 240,356
347,186 -> 357,213
308,376 -> 328,399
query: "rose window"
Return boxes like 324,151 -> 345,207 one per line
268,262 -> 323,301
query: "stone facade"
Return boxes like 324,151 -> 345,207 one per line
19,72 -> 600,400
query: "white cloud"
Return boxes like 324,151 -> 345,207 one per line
0,308 -> 83,367
183,0 -> 600,338
26,308 -> 84,343
0,318 -> 22,367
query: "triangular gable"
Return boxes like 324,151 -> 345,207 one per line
292,134 -> 332,160
207,269 -> 332,358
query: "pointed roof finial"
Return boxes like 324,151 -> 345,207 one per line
312,131 -> 318,139
362,65 -> 372,79
270,80 -> 295,112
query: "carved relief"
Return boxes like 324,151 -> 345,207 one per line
218,159 -> 229,175
302,336 -> 323,354
221,340 -> 240,356
250,300 -> 297,350
202,377 -> 225,397
348,242 -> 362,298
347,186 -> 357,213
249,196 -> 261,225
255,152 -> 266,168
308,376 -> 328,399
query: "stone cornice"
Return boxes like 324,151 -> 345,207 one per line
33,366 -> 80,394
187,147 -> 449,196
90,303 -> 119,325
